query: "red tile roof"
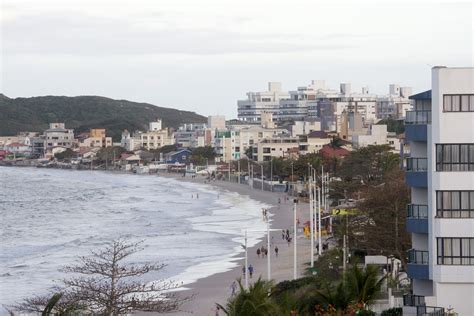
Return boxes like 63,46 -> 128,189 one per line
320,145 -> 350,159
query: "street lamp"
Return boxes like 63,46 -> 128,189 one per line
260,164 -> 264,191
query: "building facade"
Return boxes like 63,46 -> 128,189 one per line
403,67 -> 474,315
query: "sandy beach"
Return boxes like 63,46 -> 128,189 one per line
156,173 -> 316,316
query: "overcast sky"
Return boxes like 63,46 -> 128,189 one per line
1,0 -> 473,118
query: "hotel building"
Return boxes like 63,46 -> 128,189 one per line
404,67 -> 474,315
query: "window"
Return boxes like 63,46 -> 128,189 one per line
437,238 -> 474,265
437,191 -> 474,218
436,144 -> 474,171
443,94 -> 474,112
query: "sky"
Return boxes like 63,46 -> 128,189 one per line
1,0 -> 473,118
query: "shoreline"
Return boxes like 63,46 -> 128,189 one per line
155,172 -> 313,316
1,166 -> 314,316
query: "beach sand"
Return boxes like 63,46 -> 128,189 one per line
156,173 -> 316,316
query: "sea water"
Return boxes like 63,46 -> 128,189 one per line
0,167 -> 269,308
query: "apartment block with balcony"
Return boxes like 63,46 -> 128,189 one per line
403,67 -> 474,316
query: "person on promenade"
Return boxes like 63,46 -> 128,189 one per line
287,236 -> 292,247
215,305 -> 220,316
264,248 -> 268,257
282,229 -> 285,240
196,193 -> 199,199
248,264 -> 254,278
256,248 -> 261,258
230,281 -> 237,296
260,245 -> 265,257
275,246 -> 279,257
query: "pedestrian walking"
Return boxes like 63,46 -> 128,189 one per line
264,248 -> 268,257
230,281 -> 237,296
282,230 -> 285,240
256,248 -> 261,258
275,246 -> 279,257
287,236 -> 292,247
248,264 -> 254,278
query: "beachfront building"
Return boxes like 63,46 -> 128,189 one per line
120,120 -> 175,151
255,136 -> 302,162
78,129 -> 112,148
403,67 -> 474,316
44,123 -> 75,152
237,82 -> 290,122
174,123 -> 211,148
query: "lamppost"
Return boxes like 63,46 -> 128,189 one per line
243,220 -> 285,283
260,164 -> 264,191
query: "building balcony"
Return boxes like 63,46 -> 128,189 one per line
407,249 -> 429,280
403,294 -> 425,306
404,110 -> 430,142
405,110 -> 431,125
407,204 -> 428,234
405,158 -> 428,188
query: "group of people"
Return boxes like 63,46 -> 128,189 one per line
241,264 -> 254,278
282,229 -> 292,246
191,193 -> 199,199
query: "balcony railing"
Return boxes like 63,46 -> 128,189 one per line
406,158 -> 428,172
407,204 -> 428,219
405,110 -> 431,125
403,294 -> 426,306
408,249 -> 429,265
417,306 -> 445,316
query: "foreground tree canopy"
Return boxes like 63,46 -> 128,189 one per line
12,239 -> 190,315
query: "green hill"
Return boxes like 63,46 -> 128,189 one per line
0,94 -> 207,141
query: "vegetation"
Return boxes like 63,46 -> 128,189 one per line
13,239 -> 190,315
0,94 -> 206,141
190,146 -> 217,164
54,149 -> 76,160
218,264 -> 386,316
217,278 -> 279,316
376,118 -> 405,134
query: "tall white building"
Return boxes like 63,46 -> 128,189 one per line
403,67 -> 474,315
237,82 -> 290,122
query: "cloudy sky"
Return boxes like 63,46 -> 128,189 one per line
1,0 -> 473,118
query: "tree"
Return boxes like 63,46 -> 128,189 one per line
96,146 -> 127,163
191,146 -> 217,164
345,264 -> 386,307
14,239 -> 190,315
338,145 -> 400,184
329,136 -> 344,149
54,149 -> 76,160
338,168 -> 411,268
217,278 -> 279,316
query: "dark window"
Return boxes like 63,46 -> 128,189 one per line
443,94 -> 474,112
437,191 -> 474,218
437,238 -> 474,265
436,144 -> 474,171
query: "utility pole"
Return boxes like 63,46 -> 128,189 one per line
309,164 -> 314,268
244,230 -> 249,289
293,202 -> 297,279
238,160 -> 241,184
270,158 -> 273,192
267,220 -> 271,280
343,234 -> 347,274
261,164 -> 264,191
291,161 -> 294,197
317,186 -> 322,256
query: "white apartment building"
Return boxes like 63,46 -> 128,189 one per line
44,123 -> 75,150
403,67 -> 474,316
120,120 -> 174,151
174,123 -> 208,148
377,84 -> 413,119
237,82 -> 290,122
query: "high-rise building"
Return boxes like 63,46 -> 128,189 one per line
403,67 -> 474,315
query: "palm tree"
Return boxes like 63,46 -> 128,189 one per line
217,278 -> 279,316
345,264 -> 387,308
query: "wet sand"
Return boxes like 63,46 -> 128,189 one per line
156,173 -> 315,316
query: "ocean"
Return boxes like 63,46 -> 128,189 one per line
0,167 -> 268,308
